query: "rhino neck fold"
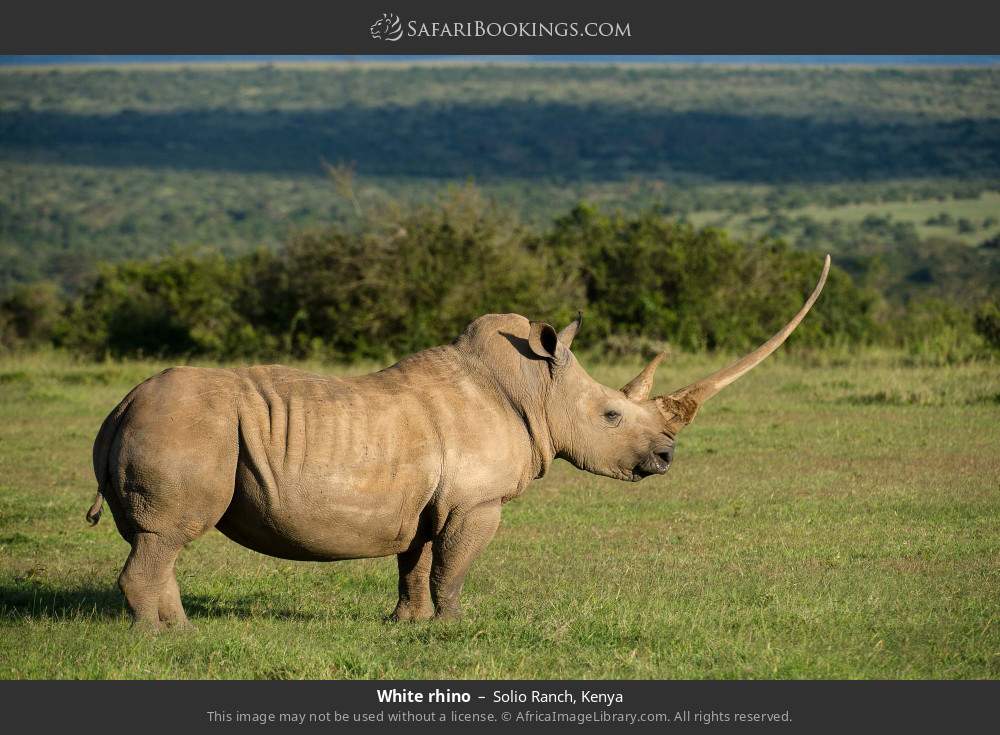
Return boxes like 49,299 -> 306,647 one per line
453,346 -> 555,486
495,363 -> 557,483
524,408 -> 556,480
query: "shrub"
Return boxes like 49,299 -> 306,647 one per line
274,186 -> 582,360
57,249 -> 266,359
893,298 -> 986,364
0,281 -> 63,350
973,301 -> 1000,349
537,204 -> 876,353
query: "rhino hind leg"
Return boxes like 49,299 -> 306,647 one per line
429,502 -> 502,621
391,539 -> 434,622
118,532 -> 189,632
156,557 -> 189,628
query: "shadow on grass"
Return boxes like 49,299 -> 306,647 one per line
0,582 -> 319,622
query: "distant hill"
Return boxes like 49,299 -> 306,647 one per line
0,62 -> 997,306
2,64 -> 998,182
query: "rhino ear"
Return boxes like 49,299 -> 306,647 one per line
528,321 -> 567,365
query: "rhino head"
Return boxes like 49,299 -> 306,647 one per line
519,254 -> 830,482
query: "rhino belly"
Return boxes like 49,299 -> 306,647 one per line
215,458 -> 435,562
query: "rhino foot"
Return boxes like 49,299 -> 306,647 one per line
389,601 -> 435,622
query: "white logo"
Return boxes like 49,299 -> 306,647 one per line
370,12 -> 403,41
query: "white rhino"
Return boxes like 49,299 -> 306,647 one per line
87,256 -> 830,629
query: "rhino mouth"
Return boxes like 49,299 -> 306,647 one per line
632,450 -> 673,480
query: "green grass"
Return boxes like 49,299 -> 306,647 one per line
0,350 -> 998,679
688,191 -> 1000,246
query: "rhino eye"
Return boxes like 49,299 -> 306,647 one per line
603,409 -> 622,424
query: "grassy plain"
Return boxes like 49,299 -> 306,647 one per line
689,191 -> 1000,247
1,350 -> 997,679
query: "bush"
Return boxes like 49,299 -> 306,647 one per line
974,301 -> 1000,349
537,204 -> 876,353
0,281 -> 63,350
57,249 -> 268,359
893,298 -> 987,364
273,187 -> 581,360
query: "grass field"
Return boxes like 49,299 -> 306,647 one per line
0,350 -> 998,679
688,191 -> 1000,246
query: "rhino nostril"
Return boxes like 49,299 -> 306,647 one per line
656,450 -> 673,465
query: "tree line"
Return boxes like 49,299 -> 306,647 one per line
1,189 -> 997,363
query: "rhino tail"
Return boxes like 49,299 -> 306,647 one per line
86,492 -> 104,526
87,382 -> 140,527
88,408 -> 116,526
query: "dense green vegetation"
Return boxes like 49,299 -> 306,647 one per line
4,160 -> 1000,296
3,187 -> 996,362
1,64 -> 999,303
2,351 -> 997,678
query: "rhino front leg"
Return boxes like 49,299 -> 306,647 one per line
430,501 -> 502,620
391,538 -> 434,622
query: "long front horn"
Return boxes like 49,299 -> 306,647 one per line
661,254 -> 831,416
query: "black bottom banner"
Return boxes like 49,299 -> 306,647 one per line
2,680 -> 994,733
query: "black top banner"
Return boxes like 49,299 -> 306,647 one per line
2,0 -> 1000,54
